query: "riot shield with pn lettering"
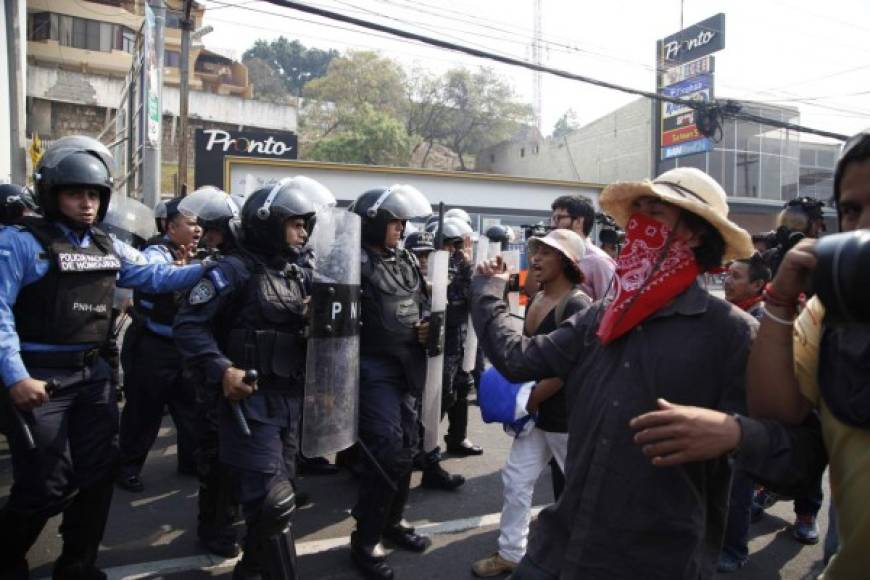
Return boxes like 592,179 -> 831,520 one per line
302,207 -> 361,457
462,235 -> 489,372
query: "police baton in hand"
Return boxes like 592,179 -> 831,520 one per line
230,369 -> 256,437
8,377 -> 66,451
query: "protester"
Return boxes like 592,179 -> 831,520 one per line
747,129 -> 870,578
472,229 -> 591,578
548,195 -> 615,300
472,167 -> 756,579
717,253 -> 771,572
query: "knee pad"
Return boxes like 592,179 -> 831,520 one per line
256,480 -> 296,538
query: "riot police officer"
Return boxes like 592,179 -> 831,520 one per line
179,186 -> 246,558
348,185 -> 434,580
116,197 -> 203,492
432,217 -> 482,457
0,136 -> 205,580
174,177 -> 328,579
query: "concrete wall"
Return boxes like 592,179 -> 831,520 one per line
477,98 -> 652,183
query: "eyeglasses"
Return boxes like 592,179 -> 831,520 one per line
550,213 -> 575,226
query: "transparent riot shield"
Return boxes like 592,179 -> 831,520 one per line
502,249 -> 524,332
421,250 -> 449,453
462,235 -> 490,372
302,207 -> 361,457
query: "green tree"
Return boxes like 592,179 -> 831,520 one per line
306,104 -> 410,166
437,67 -> 533,170
242,37 -> 338,96
405,67 -> 452,167
245,57 -> 289,103
552,108 -> 580,139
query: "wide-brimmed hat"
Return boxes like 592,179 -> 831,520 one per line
527,229 -> 586,275
599,167 -> 754,261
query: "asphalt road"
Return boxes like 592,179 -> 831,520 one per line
0,398 -> 829,580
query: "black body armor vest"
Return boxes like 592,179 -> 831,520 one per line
133,240 -> 180,327
223,254 -> 309,393
359,247 -> 426,353
13,217 -> 120,345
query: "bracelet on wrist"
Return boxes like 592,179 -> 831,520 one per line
763,308 -> 795,326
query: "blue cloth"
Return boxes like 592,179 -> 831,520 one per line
0,222 -> 203,386
137,239 -> 176,337
479,365 -> 531,425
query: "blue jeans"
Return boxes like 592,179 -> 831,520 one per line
722,471 -> 755,561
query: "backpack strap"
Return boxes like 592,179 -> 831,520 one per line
555,286 -> 590,324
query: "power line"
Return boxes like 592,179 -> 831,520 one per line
257,0 -> 850,141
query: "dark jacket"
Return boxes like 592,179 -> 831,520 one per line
472,277 -> 755,580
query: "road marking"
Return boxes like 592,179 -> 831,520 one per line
73,506 -> 545,580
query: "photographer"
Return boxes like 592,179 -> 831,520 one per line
747,129 -> 870,578
762,196 -> 826,275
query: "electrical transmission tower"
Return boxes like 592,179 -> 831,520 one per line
531,0 -> 543,131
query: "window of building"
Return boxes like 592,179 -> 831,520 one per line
59,14 -> 74,47
533,144 -> 540,154
490,153 -> 495,163
165,50 -> 181,67
85,19 -> 102,51
165,11 -> 183,29
520,147 -> 525,158
800,148 -> 816,166
29,12 -> 53,41
120,28 -> 136,53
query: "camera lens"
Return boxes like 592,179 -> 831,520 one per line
813,230 -> 870,325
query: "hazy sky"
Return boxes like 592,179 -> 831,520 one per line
202,0 -> 870,143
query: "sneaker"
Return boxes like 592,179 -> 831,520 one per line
753,487 -> 779,510
793,514 -> 820,545
472,553 -> 518,577
716,552 -> 747,573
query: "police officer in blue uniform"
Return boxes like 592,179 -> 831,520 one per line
178,186 -> 244,558
0,136 -> 205,580
116,198 -> 203,491
174,177 -> 326,579
1,183 -> 31,226
348,186 -> 434,580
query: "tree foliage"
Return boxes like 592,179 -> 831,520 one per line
242,37 -> 338,97
244,57 -> 289,104
306,104 -> 410,166
552,108 -> 581,139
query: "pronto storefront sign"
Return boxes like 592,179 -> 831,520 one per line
659,14 -> 726,65
195,128 -> 298,189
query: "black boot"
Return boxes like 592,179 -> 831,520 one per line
53,477 -> 114,580
383,472 -> 430,552
0,506 -> 50,580
420,450 -> 465,491
350,532 -> 394,580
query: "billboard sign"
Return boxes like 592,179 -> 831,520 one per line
661,139 -> 712,160
663,55 -> 715,86
195,128 -> 298,189
660,13 -> 726,65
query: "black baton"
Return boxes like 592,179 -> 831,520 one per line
230,369 -> 257,437
8,377 -> 64,452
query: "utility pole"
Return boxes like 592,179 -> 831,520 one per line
142,0 -> 165,208
177,0 -> 193,196
4,0 -> 26,183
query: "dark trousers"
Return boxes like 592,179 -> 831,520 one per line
119,331 -> 197,477
722,470 -> 755,561
442,353 -> 473,446
0,359 -> 117,576
794,474 -> 824,517
195,382 -> 239,543
354,356 -> 418,545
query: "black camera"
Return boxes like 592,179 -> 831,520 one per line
814,230 -> 870,325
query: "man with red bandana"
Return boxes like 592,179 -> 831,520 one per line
471,167 -> 757,580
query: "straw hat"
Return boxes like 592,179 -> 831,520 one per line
527,229 -> 586,276
599,167 -> 754,261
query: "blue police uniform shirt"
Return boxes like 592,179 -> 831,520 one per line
0,223 -> 204,387
136,237 -> 177,338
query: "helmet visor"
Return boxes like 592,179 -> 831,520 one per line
371,184 -> 432,220
179,187 -> 240,223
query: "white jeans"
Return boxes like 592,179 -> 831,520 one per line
497,427 -> 569,563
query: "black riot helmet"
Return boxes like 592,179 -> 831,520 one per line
349,184 -> 432,246
178,186 -> 240,242
485,224 -> 515,249
425,216 -> 473,246
1,183 -> 29,225
33,135 -> 114,223
241,176 -> 327,258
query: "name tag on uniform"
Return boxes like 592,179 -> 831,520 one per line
56,252 -> 122,272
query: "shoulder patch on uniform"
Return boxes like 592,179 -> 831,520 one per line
189,278 -> 217,305
208,267 -> 230,291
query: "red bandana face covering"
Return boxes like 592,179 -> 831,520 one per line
597,212 -> 701,345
